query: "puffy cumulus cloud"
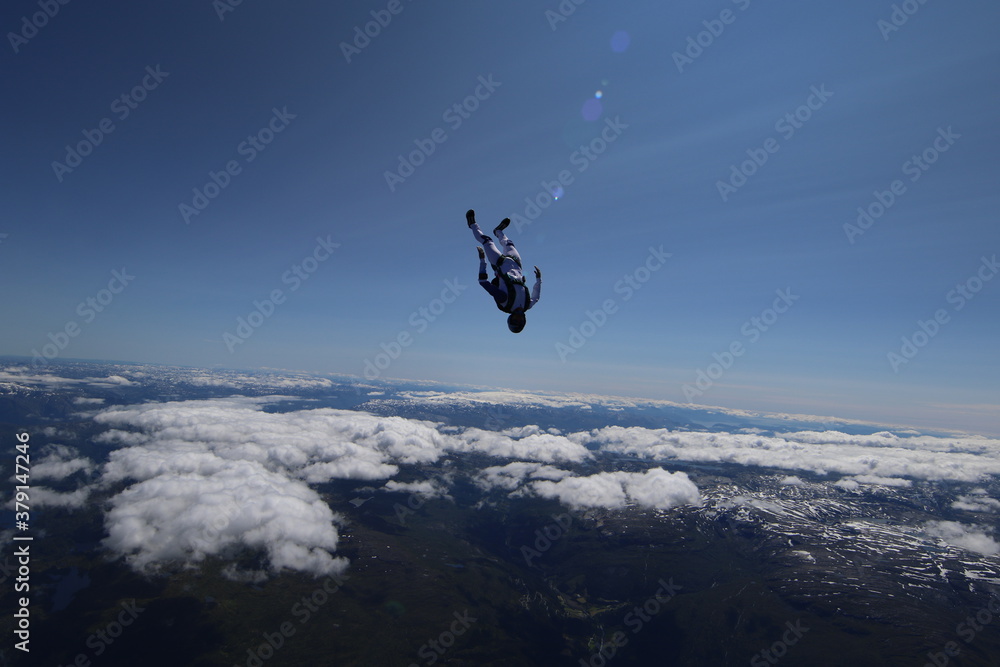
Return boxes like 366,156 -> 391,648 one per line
532,469 -> 701,511
834,479 -> 861,492
619,468 -> 701,509
91,398 -> 454,576
455,428 -> 591,464
32,444 -> 95,481
86,397 -> 597,577
475,462 -> 574,492
952,494 -> 1000,513
88,375 -> 134,386
383,479 -> 451,499
571,426 -> 1000,483
849,475 -> 912,488
534,474 -> 626,509
103,461 -> 346,577
20,486 -> 91,509
780,476 -> 804,486
924,521 -> 1000,556
94,397 -> 450,478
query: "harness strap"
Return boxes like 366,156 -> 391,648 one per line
493,257 -> 527,312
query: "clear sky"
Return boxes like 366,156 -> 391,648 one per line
3,0 -> 998,434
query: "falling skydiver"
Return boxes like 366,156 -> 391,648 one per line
466,209 -> 541,333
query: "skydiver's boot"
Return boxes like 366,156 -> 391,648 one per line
466,209 -> 476,227
493,217 -> 510,236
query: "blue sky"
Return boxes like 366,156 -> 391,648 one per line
3,0 -> 998,434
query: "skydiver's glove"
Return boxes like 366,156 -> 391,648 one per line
477,247 -> 485,260
534,266 -> 541,280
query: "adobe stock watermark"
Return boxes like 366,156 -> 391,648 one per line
384,74 -> 502,192
31,268 -> 135,367
672,0 -> 753,73
234,574 -> 346,667
545,0 -> 589,31
887,254 -> 997,372
390,480 -> 449,526
55,599 -> 146,666
407,609 -> 477,667
878,0 -> 932,41
578,578 -> 682,667
921,594 -> 1000,667
188,502 -> 241,554
340,0 -> 415,64
484,404 -> 511,430
7,0 -> 73,54
393,492 -> 426,526
222,235 -> 339,352
716,84 -> 833,202
361,278 -> 466,380
749,619 -> 810,666
179,106 -> 297,224
682,288 -> 799,402
511,116 -> 629,234
51,65 -> 170,182
843,126 -> 960,244
519,513 -> 572,567
556,244 -> 670,362
213,0 -> 246,22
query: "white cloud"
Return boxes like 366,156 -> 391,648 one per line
834,479 -> 861,492
0,370 -> 81,387
103,461 -> 347,577
73,389 -> 1000,580
455,428 -> 591,464
85,397 -> 596,577
383,479 -> 451,499
849,475 -> 912,488
23,486 -> 91,509
924,521 -> 1000,556
182,371 -> 333,391
572,426 -> 1000,483
475,462 -> 574,492
533,473 -> 627,510
532,468 -> 700,511
89,375 -> 134,386
952,495 -> 1000,513
32,445 -> 95,481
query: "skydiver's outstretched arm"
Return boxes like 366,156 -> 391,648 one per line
529,265 -> 542,309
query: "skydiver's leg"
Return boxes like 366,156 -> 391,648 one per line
494,228 -> 522,268
470,222 -> 503,268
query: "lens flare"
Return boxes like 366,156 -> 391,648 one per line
611,30 -> 630,53
581,98 -> 603,121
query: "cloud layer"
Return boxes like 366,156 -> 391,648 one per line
87,398 -> 597,577
570,427 -> 1000,483
32,384 -> 998,580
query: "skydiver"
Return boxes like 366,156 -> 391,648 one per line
466,209 -> 541,333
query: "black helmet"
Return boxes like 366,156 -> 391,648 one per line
507,310 -> 526,333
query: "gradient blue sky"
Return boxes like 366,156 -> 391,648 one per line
3,0 -> 998,434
